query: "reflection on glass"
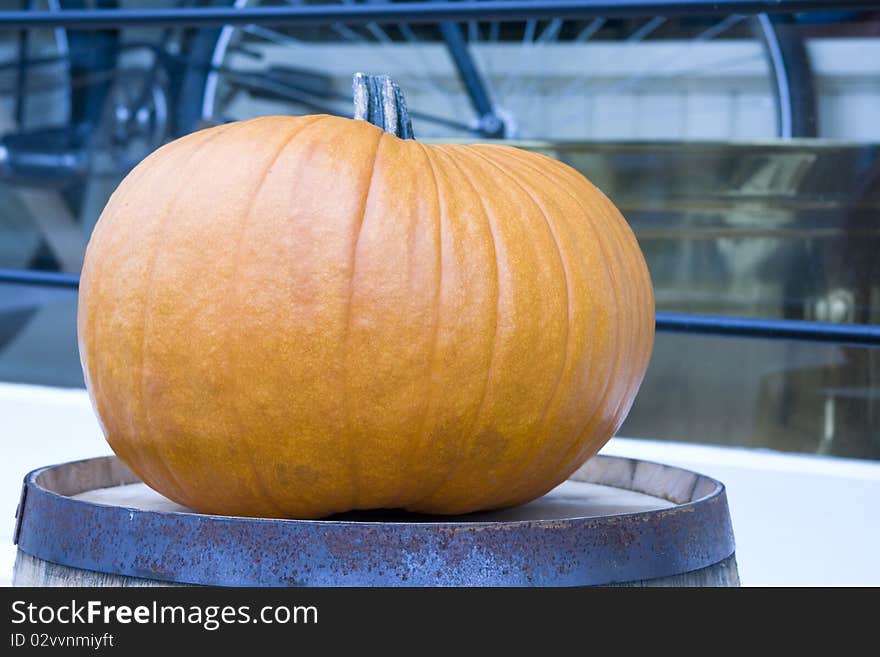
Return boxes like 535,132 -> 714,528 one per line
552,142 -> 880,324
620,333 -> 880,460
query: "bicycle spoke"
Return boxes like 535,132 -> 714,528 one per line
406,108 -> 475,134
397,22 -> 453,101
291,0 -> 364,43
468,20 -> 480,43
552,17 -> 666,110
575,18 -> 606,42
219,67 -> 341,101
573,14 -> 749,105
216,66 -> 473,134
357,1 -> 456,101
331,23 -> 366,42
242,24 -> 302,46
363,23 -> 445,97
363,22 -> 392,45
694,14 -> 746,41
488,21 -> 500,44
538,18 -> 564,44
516,18 -> 566,129
341,2 -> 402,58
627,17 -> 667,43
587,18 -> 757,100
551,52 -> 767,132
222,69 -> 347,116
360,17 -> 445,95
523,20 -> 537,45
544,13 -> 763,138
537,17 -> 608,111
496,19 -> 538,105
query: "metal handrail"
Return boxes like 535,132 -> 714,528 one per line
0,268 -> 79,289
655,313 -> 880,347
0,1 -> 876,30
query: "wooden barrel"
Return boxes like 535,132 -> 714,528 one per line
13,455 -> 738,587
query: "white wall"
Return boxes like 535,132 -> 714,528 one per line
0,383 -> 109,586
225,39 -> 880,141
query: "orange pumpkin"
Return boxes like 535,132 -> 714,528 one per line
78,103 -> 654,519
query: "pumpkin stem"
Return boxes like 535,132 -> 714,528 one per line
353,73 -> 414,139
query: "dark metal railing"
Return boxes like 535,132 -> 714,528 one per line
0,1 -> 877,30
0,268 -> 80,289
655,312 -> 880,347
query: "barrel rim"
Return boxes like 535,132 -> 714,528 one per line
14,454 -> 736,586
18,453 -> 727,528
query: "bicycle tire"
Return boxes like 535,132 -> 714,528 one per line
756,13 -> 817,138
174,3 -> 817,140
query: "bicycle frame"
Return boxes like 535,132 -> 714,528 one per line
0,0 -> 877,347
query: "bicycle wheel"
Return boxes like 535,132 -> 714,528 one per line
175,1 -> 816,141
2,0 -> 173,238
0,0 -> 72,272
0,0 -> 74,353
